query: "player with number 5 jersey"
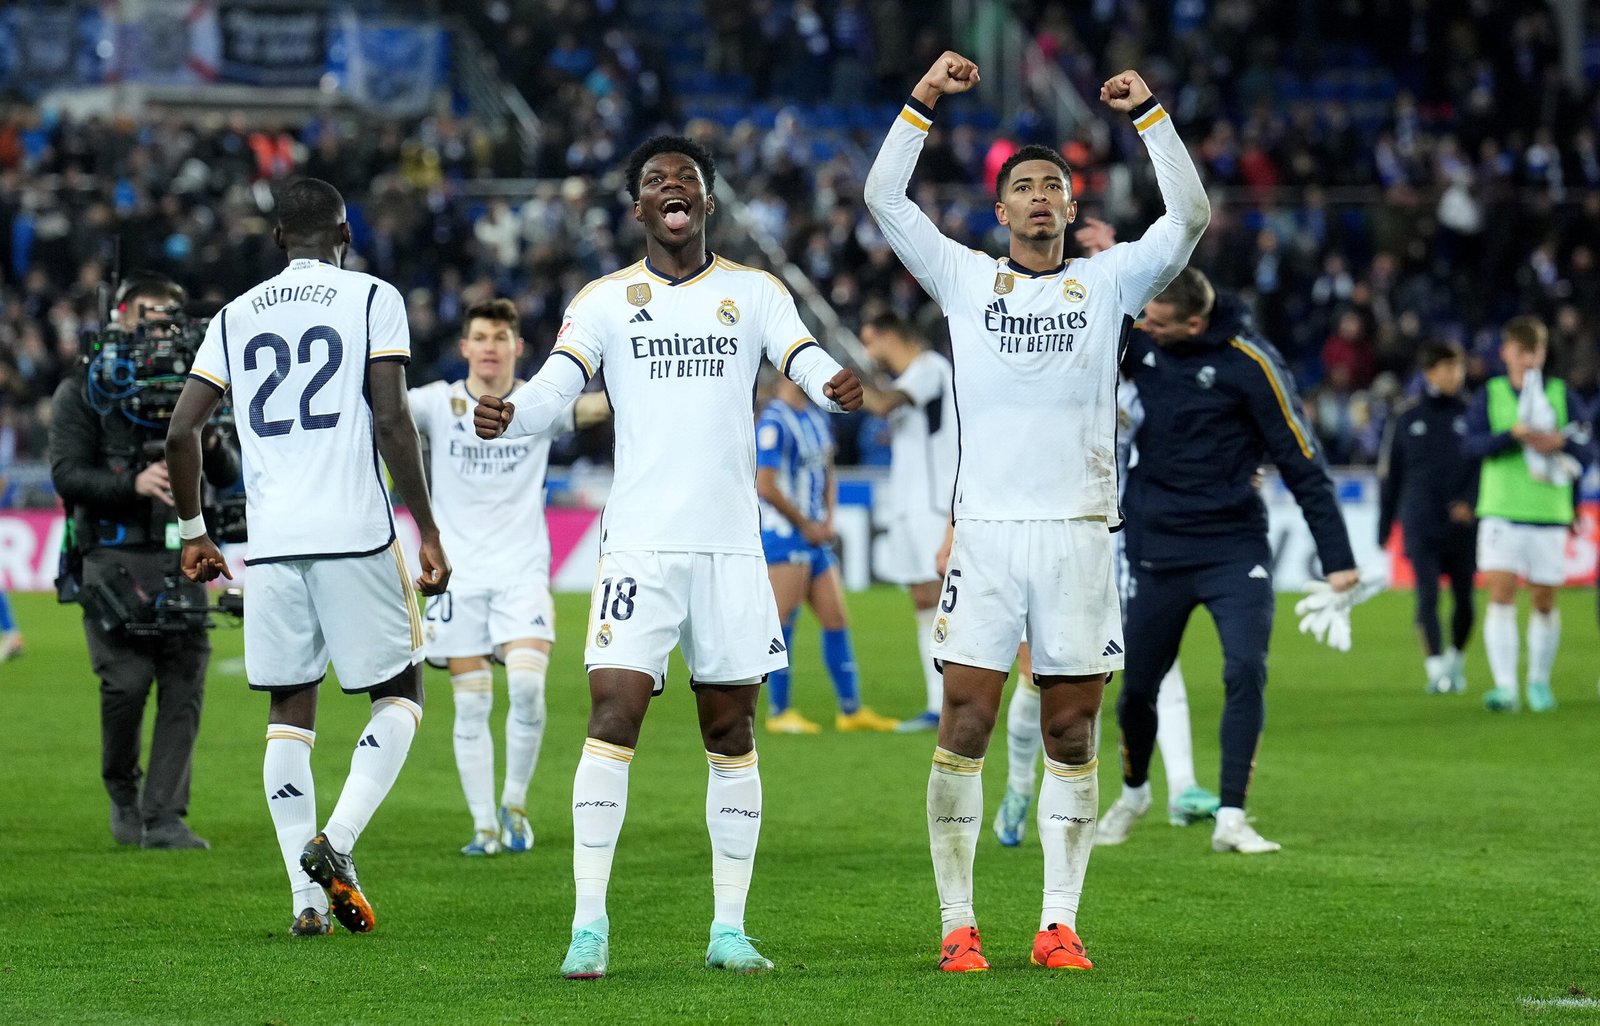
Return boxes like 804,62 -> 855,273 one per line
166,177 -> 450,940
865,53 -> 1209,973
473,136 -> 863,980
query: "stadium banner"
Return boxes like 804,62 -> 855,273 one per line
324,13 -> 447,118
0,6 -> 102,97
3,474 -> 1596,593
216,3 -> 328,87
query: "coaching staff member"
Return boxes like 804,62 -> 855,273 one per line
1099,267 -> 1357,854
1377,342 -> 1477,695
49,274 -> 239,849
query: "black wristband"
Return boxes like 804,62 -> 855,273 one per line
906,95 -> 935,122
1128,96 -> 1160,121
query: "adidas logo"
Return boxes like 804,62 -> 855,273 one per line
629,308 -> 653,323
1102,639 -> 1123,657
357,734 -> 380,749
532,616 -> 547,626
270,783 -> 304,800
454,421 -> 466,431
768,637 -> 787,655
986,297 -> 1010,315
1248,565 -> 1269,580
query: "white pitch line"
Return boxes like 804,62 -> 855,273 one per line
1520,997 -> 1600,1010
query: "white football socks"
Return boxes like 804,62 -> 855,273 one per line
263,724 -> 323,914
706,749 -> 762,932
1038,755 -> 1097,931
928,747 -> 984,936
1527,609 -> 1560,685
1484,602 -> 1519,690
502,649 -> 549,811
572,737 -> 631,929
322,697 -> 422,854
1004,678 -> 1042,795
1155,663 -> 1198,796
916,607 -> 942,715
450,669 -> 496,833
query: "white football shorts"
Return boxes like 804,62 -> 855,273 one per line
245,540 -> 423,692
584,550 -> 787,693
1476,517 -> 1568,586
422,574 -> 556,666
930,518 -> 1123,677
878,509 -> 950,586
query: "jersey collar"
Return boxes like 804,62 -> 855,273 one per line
643,251 -> 716,286
287,258 -> 337,271
1004,256 -> 1068,278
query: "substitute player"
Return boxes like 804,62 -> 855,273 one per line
474,136 -> 863,978
865,53 -> 1209,971
165,177 -> 450,936
858,312 -> 958,733
757,375 -> 898,734
411,298 -> 610,855
1466,316 -> 1590,713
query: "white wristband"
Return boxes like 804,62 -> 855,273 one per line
178,514 -> 207,540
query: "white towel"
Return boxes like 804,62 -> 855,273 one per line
1517,369 -> 1581,486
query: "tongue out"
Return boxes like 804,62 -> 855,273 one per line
664,209 -> 690,230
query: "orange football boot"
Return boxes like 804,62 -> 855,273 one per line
938,926 -> 990,972
1031,923 -> 1093,969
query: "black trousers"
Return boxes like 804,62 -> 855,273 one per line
1118,557 -> 1274,810
81,548 -> 209,827
1405,525 -> 1476,656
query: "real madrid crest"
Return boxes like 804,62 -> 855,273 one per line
450,397 -> 467,416
933,616 -> 949,644
627,283 -> 652,307
595,623 -> 613,648
993,272 -> 1015,295
1062,279 -> 1087,303
717,298 -> 740,325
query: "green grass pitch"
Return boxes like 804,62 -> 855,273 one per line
0,587 -> 1595,1025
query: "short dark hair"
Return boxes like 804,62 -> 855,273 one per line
1149,267 -> 1215,321
864,311 -> 920,345
624,135 -> 716,202
995,144 -> 1072,199
1502,315 -> 1548,352
116,272 -> 186,311
1419,341 -> 1465,370
463,298 -> 520,332
276,177 -> 345,243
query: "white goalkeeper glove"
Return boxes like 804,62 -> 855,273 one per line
1294,570 -> 1388,653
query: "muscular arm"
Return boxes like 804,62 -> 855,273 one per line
369,362 -> 436,535
164,380 -> 225,521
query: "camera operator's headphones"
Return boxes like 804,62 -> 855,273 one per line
114,272 -> 187,317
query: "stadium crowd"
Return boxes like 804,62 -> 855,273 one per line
2,0 -> 1599,478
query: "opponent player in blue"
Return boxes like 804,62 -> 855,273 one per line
757,377 -> 898,734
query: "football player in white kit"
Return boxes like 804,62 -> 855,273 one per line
474,136 -> 863,979
858,312 -> 959,732
866,53 -> 1209,972
165,177 -> 450,937
411,298 -> 610,856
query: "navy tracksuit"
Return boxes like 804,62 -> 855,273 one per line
1119,297 -> 1354,809
1377,391 -> 1478,656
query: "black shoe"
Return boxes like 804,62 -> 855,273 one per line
140,820 -> 210,849
299,833 -> 375,933
110,803 -> 142,846
291,907 -> 334,936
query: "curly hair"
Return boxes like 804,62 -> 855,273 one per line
623,135 -> 717,202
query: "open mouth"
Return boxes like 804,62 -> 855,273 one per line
662,198 -> 691,230
1029,210 -> 1053,222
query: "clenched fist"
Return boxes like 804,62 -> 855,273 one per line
475,394 -> 514,439
825,367 -> 864,411
1099,70 -> 1153,112
913,51 -> 980,109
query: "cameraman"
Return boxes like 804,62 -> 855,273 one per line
48,274 -> 240,850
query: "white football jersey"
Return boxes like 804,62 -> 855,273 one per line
411,378 -> 575,584
885,350 -> 958,521
865,97 -> 1209,525
190,258 -> 409,564
500,254 -> 847,555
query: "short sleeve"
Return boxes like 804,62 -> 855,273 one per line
894,356 -> 943,406
367,282 -> 411,363
189,309 -> 230,394
756,414 -> 787,470
407,382 -> 445,438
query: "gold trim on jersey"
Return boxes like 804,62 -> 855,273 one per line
570,261 -> 647,308
390,540 -> 423,650
1133,105 -> 1168,132
642,259 -> 718,288
899,105 -> 932,132
190,367 -> 227,389
554,346 -> 594,378
370,347 -> 410,359
713,257 -> 792,298
780,337 -> 816,375
1229,338 -> 1314,459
